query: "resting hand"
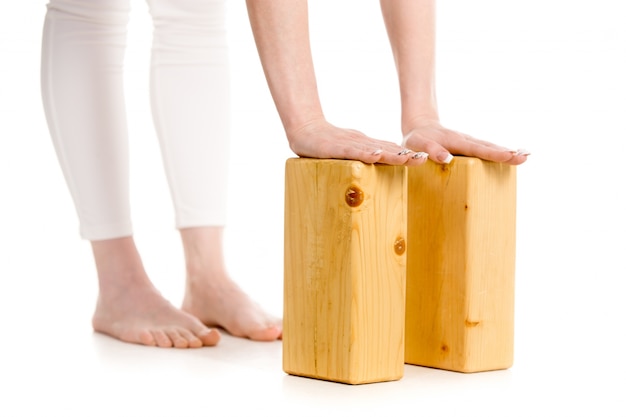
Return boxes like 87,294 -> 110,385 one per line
402,119 -> 529,165
287,118 -> 428,166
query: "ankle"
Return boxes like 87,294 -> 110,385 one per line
184,265 -> 231,298
90,236 -> 155,296
180,226 -> 229,279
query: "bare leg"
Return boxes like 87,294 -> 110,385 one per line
145,1 -> 279,341
91,236 -> 220,348
42,1 -> 219,348
180,227 -> 282,341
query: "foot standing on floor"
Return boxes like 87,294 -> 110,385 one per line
41,0 -> 528,349
41,0 -> 281,348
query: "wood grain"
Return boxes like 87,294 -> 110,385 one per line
283,158 -> 407,384
405,157 -> 516,372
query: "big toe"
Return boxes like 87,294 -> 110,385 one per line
248,324 -> 282,342
197,328 -> 221,346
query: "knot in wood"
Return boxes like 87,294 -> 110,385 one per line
345,185 -> 364,207
394,237 -> 406,255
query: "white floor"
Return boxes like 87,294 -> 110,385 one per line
2,1 -> 626,416
2,229 -> 625,417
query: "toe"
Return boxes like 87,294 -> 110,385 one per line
197,328 -> 221,346
152,330 -> 174,348
177,328 -> 203,348
247,329 -> 275,341
165,329 -> 190,349
248,324 -> 282,342
137,329 -> 157,347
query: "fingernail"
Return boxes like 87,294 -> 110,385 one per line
438,152 -> 454,164
398,149 -> 412,156
515,148 -> 531,156
412,151 -> 429,159
372,149 -> 383,156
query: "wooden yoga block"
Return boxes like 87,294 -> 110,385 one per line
283,158 -> 407,384
405,157 -> 517,373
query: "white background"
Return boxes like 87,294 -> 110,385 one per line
1,1 -> 625,416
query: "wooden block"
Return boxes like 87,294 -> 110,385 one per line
283,158 -> 407,384
405,157 -> 516,373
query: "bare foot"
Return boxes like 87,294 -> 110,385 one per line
182,278 -> 282,342
93,284 -> 220,348
91,237 -> 220,348
180,227 -> 282,342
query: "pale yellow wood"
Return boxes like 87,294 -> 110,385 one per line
283,158 -> 407,384
405,157 -> 516,373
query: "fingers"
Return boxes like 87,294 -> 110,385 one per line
351,143 -> 429,166
403,127 -> 530,166
287,119 -> 531,167
455,135 -> 530,165
288,119 -> 528,167
371,146 -> 429,166
403,131 -> 454,164
288,122 -> 429,166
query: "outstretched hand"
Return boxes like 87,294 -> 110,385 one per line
402,120 -> 529,165
287,119 -> 428,166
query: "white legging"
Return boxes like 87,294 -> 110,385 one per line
41,0 -> 230,240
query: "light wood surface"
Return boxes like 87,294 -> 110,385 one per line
283,158 -> 407,384
405,157 -> 517,372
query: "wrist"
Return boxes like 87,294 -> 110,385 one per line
276,97 -> 326,142
400,92 -> 439,134
402,111 -> 440,136
284,115 -> 328,140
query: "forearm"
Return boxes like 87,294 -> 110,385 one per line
380,0 -> 439,133
245,0 -> 324,134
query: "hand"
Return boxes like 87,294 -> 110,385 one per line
287,118 -> 428,166
402,119 -> 529,165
